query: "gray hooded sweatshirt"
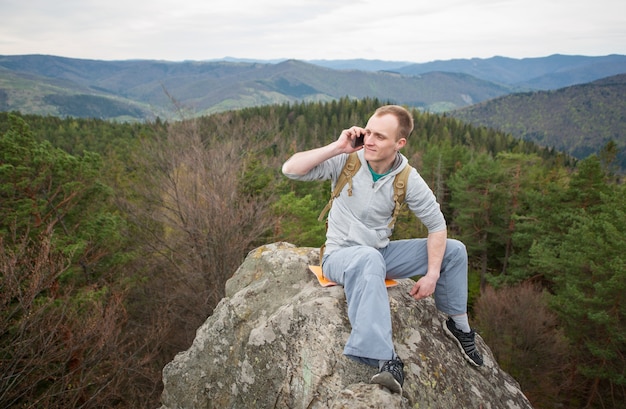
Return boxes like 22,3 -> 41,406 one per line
284,149 -> 446,256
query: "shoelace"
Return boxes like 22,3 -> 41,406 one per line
380,359 -> 404,384
456,329 -> 477,354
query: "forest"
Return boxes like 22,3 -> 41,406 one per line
1,98 -> 624,409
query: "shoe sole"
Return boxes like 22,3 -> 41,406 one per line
370,372 -> 402,394
442,320 -> 481,367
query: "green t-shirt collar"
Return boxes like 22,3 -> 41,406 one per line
368,162 -> 392,182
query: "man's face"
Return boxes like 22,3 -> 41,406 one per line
363,114 -> 406,167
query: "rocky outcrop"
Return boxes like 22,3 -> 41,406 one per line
160,242 -> 533,409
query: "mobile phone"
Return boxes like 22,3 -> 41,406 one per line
351,133 -> 365,148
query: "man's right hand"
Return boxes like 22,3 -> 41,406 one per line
282,126 -> 364,176
340,126 -> 366,153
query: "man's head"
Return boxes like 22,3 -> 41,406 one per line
373,105 -> 414,141
362,105 -> 413,172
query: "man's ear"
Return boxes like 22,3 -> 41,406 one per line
396,138 -> 407,150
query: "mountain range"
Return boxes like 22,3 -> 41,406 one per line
0,53 -> 625,170
1,54 -> 625,120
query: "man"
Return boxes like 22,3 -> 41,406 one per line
281,105 -> 483,394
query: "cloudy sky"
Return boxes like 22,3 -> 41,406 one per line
1,0 -> 625,63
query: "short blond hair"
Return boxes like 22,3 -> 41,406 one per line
373,105 -> 414,141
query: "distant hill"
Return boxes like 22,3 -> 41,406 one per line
392,54 -> 626,90
0,55 -> 512,120
307,58 -> 413,72
0,67 -> 152,120
450,74 -> 626,171
218,57 -> 414,72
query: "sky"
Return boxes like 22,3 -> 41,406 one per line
1,0 -> 625,63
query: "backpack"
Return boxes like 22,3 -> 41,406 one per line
316,152 -> 413,263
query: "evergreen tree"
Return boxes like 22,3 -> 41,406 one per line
0,115 -> 126,272
526,158 -> 626,407
0,115 -> 134,408
272,191 -> 327,247
448,153 -> 507,288
532,185 -> 626,407
491,152 -> 544,276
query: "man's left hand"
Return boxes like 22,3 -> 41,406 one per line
409,275 -> 437,300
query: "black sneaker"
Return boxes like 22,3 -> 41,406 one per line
443,318 -> 484,367
370,357 -> 404,394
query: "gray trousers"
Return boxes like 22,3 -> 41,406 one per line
321,238 -> 468,367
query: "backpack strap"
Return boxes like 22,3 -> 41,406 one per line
388,164 -> 413,228
317,152 -> 361,222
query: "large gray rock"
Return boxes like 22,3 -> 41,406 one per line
160,242 -> 533,409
